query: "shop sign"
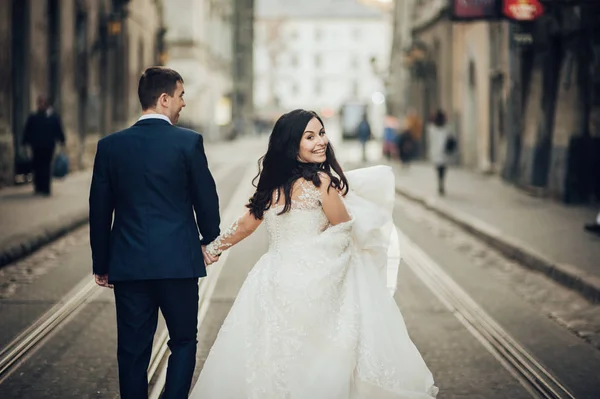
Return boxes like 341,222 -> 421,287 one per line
450,0 -> 503,21
503,0 -> 544,21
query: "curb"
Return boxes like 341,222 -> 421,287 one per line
0,211 -> 89,268
395,185 -> 600,304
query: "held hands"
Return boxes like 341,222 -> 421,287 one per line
202,245 -> 220,266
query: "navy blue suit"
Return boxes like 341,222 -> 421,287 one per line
89,118 -> 220,399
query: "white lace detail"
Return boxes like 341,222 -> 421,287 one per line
192,167 -> 438,398
271,179 -> 322,212
295,180 -> 322,209
266,180 -> 328,254
205,218 -> 239,256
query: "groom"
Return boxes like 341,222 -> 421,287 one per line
89,66 -> 221,398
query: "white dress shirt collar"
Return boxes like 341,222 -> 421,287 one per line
138,113 -> 172,125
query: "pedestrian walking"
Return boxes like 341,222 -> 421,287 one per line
397,127 -> 415,166
356,112 -> 371,162
382,115 -> 399,160
427,109 -> 455,196
397,107 -> 422,167
405,107 -> 423,142
21,95 -> 66,196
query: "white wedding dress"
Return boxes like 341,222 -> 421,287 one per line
190,165 -> 438,398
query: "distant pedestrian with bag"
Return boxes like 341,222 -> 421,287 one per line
427,109 -> 455,196
22,95 -> 66,196
357,112 -> 372,162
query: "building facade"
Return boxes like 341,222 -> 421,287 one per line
254,0 -> 391,134
451,20 -> 510,171
386,0 -> 415,117
404,0 -> 455,161
405,0 -> 512,170
164,0 -> 234,139
405,0 -> 600,202
0,0 -> 165,187
232,0 -> 255,137
504,3 -> 600,203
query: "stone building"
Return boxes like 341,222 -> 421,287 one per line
502,3 -> 600,203
0,0 -> 165,187
232,0 -> 255,137
403,0 -> 600,203
402,0 -> 510,170
451,20 -> 509,171
163,0 -> 234,139
386,0 -> 415,117
405,0 -> 455,159
254,0 -> 390,135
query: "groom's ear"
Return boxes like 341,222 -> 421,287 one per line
157,93 -> 169,108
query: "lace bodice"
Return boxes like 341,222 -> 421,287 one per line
265,181 -> 330,253
205,180 -> 331,257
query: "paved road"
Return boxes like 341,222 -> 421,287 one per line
1,138 -> 599,398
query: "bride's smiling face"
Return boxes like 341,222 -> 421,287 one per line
297,117 -> 328,164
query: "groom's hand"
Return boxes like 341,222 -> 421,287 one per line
202,245 -> 219,265
94,274 -> 113,289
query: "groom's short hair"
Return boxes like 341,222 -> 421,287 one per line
138,66 -> 184,110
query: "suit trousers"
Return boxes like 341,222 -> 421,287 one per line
113,278 -> 199,399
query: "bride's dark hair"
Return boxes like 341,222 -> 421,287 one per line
247,109 -> 349,219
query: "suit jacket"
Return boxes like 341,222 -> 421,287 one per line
89,118 -> 220,281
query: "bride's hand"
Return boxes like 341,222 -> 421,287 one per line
202,245 -> 219,265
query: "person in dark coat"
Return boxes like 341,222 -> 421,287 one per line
357,112 -> 372,162
22,95 -> 66,196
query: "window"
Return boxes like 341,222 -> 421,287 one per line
315,54 -> 322,68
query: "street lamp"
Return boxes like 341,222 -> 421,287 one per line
108,17 -> 121,36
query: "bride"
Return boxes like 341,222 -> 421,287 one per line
191,109 -> 438,398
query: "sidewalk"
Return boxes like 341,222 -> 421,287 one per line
391,162 -> 600,302
0,171 -> 92,267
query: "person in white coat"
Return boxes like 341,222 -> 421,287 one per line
427,110 -> 454,196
